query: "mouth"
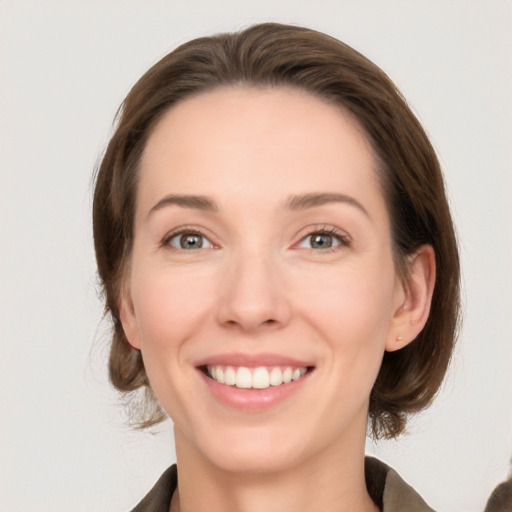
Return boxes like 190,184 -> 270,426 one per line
201,365 -> 313,390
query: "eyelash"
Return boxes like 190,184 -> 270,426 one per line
296,226 -> 351,253
162,227 -> 215,251
161,226 -> 351,252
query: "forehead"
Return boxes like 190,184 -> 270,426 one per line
138,86 -> 386,217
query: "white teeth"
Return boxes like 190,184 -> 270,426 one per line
252,367 -> 270,389
224,367 -> 236,386
269,367 -> 283,386
216,367 -> 225,384
206,365 -> 308,389
236,367 -> 252,389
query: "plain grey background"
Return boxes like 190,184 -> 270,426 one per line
1,1 -> 511,511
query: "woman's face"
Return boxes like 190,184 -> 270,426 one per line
121,87 -> 408,473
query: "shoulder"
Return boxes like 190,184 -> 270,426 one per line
365,456 -> 436,512
130,465 -> 177,512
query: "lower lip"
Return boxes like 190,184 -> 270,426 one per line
199,370 -> 312,412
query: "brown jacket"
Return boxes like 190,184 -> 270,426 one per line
130,457 -> 434,512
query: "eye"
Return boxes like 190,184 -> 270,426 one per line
297,229 -> 349,250
165,231 -> 213,250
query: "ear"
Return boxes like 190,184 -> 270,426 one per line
119,285 -> 142,350
385,245 -> 436,352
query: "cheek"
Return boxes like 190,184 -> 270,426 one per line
131,266 -> 214,353
129,267 -> 217,417
294,257 -> 396,355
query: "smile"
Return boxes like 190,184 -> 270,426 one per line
206,365 -> 309,389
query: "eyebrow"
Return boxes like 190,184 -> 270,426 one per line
285,192 -> 370,217
147,194 -> 219,220
146,192 -> 369,220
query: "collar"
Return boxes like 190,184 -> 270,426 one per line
365,456 -> 435,512
131,456 -> 435,512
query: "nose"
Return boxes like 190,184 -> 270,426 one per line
216,249 -> 292,332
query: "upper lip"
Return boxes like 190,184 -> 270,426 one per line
195,352 -> 313,368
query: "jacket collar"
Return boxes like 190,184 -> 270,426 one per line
131,457 -> 435,512
366,456 -> 435,512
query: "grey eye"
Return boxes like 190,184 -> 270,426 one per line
168,233 -> 212,250
310,234 -> 334,249
300,233 -> 340,249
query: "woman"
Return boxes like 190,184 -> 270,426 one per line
93,23 -> 460,512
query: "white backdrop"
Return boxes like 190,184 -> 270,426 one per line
1,1 -> 511,511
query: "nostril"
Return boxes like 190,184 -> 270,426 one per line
224,317 -> 278,329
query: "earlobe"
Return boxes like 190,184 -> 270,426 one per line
386,245 -> 436,352
119,286 -> 142,350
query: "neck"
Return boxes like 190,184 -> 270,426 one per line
171,426 -> 378,512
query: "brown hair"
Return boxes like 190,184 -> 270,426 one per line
93,22 -> 460,438
484,477 -> 512,512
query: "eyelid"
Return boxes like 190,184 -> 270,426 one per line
293,224 -> 352,250
161,225 -> 218,250
160,223 -> 350,251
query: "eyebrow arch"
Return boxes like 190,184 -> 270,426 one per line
286,192 -> 370,217
146,192 -> 369,219
147,194 -> 219,220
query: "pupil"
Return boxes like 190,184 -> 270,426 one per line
180,234 -> 202,249
311,234 -> 332,248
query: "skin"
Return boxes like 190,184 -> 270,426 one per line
120,87 -> 435,512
